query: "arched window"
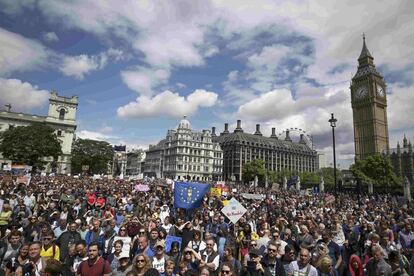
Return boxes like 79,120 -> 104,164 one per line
59,108 -> 65,120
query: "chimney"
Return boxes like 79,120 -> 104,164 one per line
254,124 -> 262,136
270,127 -> 278,139
234,120 -> 244,133
221,123 -> 229,135
285,130 -> 292,142
211,127 -> 216,137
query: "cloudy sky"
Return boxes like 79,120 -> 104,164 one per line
1,0 -> 413,168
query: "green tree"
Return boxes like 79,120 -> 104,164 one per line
242,159 -> 267,183
0,123 -> 62,172
71,138 -> 114,174
318,167 -> 341,189
350,154 -> 400,191
299,171 -> 319,186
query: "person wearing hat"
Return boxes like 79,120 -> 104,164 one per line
240,248 -> 272,276
112,251 -> 132,276
151,240 -> 169,274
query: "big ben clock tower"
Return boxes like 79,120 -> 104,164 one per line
351,35 -> 389,160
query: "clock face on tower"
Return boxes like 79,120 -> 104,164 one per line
377,85 -> 385,97
355,86 -> 368,99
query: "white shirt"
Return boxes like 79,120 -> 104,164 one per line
152,256 -> 166,273
201,250 -> 219,270
113,236 -> 131,254
288,261 -> 318,276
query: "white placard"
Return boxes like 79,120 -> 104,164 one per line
221,198 -> 247,224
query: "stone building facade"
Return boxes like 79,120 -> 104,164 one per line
212,120 -> 318,182
144,116 -> 223,181
388,135 -> 413,185
0,91 -> 78,174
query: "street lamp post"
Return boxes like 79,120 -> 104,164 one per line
329,113 -> 338,197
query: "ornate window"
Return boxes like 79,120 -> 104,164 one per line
59,108 -> 66,120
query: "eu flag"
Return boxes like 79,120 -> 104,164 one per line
174,182 -> 210,209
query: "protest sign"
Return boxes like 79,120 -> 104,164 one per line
210,187 -> 222,197
16,175 -> 31,186
221,186 -> 230,196
221,198 -> 247,224
135,184 -> 150,192
241,193 -> 264,200
165,235 -> 182,253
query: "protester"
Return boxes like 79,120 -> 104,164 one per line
1,174 -> 414,276
76,242 -> 111,276
287,248 -> 318,276
3,243 -> 29,276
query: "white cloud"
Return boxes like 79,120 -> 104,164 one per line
0,78 -> 49,111
121,67 -> 170,96
247,45 -> 290,69
43,32 -> 59,42
60,55 -> 100,80
76,130 -> 118,141
0,28 -> 50,76
117,89 -> 218,118
238,89 -> 295,120
60,48 -> 125,79
99,126 -> 113,134
388,85 -> 414,130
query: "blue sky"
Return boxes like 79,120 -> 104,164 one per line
1,0 -> 413,169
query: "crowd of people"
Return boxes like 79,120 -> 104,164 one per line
0,174 -> 414,276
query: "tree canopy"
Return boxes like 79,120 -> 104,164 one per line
71,138 -> 114,174
0,123 -> 62,172
242,159 -> 267,184
350,154 -> 401,191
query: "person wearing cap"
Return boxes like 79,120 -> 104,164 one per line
112,251 -> 132,276
151,240 -> 169,274
287,248 -> 318,276
240,248 -> 271,276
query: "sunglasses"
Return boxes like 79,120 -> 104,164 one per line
268,248 -> 277,252
120,229 -> 126,231
221,270 -> 231,274
250,243 -> 257,246
185,251 -> 192,254
43,237 -> 52,241
136,259 -> 145,263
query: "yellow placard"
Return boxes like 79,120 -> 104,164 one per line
210,187 -> 222,197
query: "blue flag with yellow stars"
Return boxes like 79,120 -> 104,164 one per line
174,182 -> 210,209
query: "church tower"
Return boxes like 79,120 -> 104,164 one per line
351,35 -> 389,160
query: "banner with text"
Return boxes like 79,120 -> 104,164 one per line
221,198 -> 247,224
